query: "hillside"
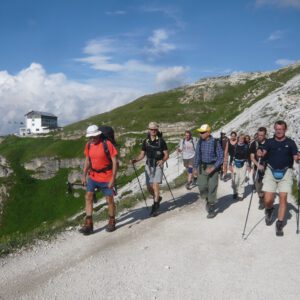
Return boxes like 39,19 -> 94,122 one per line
0,63 -> 300,254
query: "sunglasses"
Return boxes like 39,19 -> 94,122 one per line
149,128 -> 158,131
200,131 -> 207,134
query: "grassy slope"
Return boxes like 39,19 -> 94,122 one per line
0,64 -> 299,247
63,65 -> 300,134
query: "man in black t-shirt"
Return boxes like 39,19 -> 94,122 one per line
257,120 -> 299,236
250,127 -> 267,210
132,122 -> 169,216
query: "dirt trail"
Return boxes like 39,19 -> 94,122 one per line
1,178 -> 300,300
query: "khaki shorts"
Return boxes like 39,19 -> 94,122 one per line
183,157 -> 194,168
262,167 -> 293,194
145,165 -> 163,185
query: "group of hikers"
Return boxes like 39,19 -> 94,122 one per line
79,120 -> 300,237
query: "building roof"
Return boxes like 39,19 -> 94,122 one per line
25,111 -> 57,118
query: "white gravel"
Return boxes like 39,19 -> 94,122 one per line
1,174 -> 300,300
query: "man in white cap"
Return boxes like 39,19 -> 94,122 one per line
194,124 -> 224,218
80,125 -> 118,235
132,122 -> 169,216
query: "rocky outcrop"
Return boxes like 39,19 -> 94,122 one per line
0,156 -> 13,177
0,184 -> 8,217
24,157 -> 84,180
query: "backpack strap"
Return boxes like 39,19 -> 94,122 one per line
183,138 -> 196,151
88,140 -> 113,173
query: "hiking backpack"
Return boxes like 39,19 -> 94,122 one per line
182,137 -> 197,151
87,125 -> 116,173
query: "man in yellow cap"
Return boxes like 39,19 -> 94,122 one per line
194,124 -> 224,218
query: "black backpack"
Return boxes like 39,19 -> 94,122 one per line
99,126 -> 116,146
88,126 -> 116,173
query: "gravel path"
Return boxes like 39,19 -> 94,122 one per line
1,177 -> 300,300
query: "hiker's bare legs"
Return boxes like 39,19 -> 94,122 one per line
85,191 -> 94,216
152,183 -> 160,200
278,192 -> 288,221
264,191 -> 275,209
106,195 -> 116,216
147,185 -> 155,197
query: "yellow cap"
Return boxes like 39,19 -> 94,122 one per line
196,124 -> 211,133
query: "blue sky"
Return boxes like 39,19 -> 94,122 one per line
0,0 -> 299,134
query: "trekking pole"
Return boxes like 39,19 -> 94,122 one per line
132,162 -> 149,210
297,162 -> 300,234
162,169 -> 176,203
242,158 -> 261,239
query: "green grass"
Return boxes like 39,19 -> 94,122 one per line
0,136 -> 85,163
0,168 -> 84,236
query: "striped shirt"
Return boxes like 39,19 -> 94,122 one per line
194,136 -> 224,170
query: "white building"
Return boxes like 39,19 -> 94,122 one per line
19,111 -> 58,136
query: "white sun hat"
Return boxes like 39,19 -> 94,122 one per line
86,125 -> 102,137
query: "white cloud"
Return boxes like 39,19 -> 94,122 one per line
76,39 -> 159,73
0,63 -> 144,135
146,29 -> 176,56
256,0 -> 300,8
105,10 -> 126,15
275,58 -> 296,66
156,66 -> 188,90
267,30 -> 284,41
76,39 -> 124,72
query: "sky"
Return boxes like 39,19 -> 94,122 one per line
0,0 -> 299,135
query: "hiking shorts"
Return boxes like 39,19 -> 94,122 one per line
145,165 -> 163,185
262,167 -> 293,194
183,157 -> 195,168
86,177 -> 113,196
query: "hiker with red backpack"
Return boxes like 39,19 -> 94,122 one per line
229,133 -> 251,201
194,124 -> 224,218
80,125 -> 118,235
132,122 -> 169,217
176,130 -> 198,190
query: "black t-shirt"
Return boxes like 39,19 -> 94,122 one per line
264,137 -> 298,169
228,141 -> 237,158
230,143 -> 250,164
142,137 -> 168,152
142,137 -> 168,166
249,140 -> 268,168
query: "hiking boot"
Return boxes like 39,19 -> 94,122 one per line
275,220 -> 284,236
207,204 -> 216,219
150,202 -> 160,217
193,177 -> 198,185
106,216 -> 116,232
237,196 -> 243,201
265,207 -> 274,226
233,193 -> 238,200
157,196 -> 162,208
79,216 -> 93,235
258,197 -> 265,210
185,181 -> 192,190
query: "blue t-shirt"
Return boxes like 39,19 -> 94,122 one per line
265,137 -> 298,169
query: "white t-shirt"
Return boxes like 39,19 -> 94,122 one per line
179,137 -> 197,159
